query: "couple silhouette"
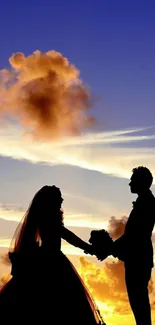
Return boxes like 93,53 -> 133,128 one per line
0,166 -> 155,325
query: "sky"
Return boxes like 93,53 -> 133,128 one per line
0,1 -> 155,324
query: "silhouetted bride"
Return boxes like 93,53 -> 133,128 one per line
0,185 -> 104,324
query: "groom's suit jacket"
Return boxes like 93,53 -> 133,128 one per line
113,190 -> 155,268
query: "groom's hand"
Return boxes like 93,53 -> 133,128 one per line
95,251 -> 110,261
84,244 -> 95,255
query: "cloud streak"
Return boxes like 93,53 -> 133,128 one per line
0,124 -> 154,183
0,237 -> 88,257
0,207 -> 110,228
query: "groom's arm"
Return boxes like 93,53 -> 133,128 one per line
61,227 -> 94,255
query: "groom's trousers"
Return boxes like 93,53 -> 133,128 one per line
125,262 -> 152,325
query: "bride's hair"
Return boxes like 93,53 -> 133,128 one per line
10,185 -> 64,253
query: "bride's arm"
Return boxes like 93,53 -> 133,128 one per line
61,227 -> 94,255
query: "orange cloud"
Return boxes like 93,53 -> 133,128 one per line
108,216 -> 127,239
0,273 -> 11,286
79,257 -> 129,313
0,253 -> 11,289
78,256 -> 155,325
0,50 -> 94,140
78,216 -> 155,324
0,253 -> 10,266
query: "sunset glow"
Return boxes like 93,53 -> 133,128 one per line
0,1 -> 155,324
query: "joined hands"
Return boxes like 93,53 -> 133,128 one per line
84,229 -> 114,261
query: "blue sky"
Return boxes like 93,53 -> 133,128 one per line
0,0 -> 155,274
0,0 -> 155,129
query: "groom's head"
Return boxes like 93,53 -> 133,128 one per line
129,166 -> 153,194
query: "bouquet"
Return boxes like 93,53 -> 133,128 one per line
89,229 -> 113,261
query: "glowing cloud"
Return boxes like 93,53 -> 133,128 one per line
0,50 -> 94,140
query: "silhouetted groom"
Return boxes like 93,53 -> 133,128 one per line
113,167 -> 155,325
